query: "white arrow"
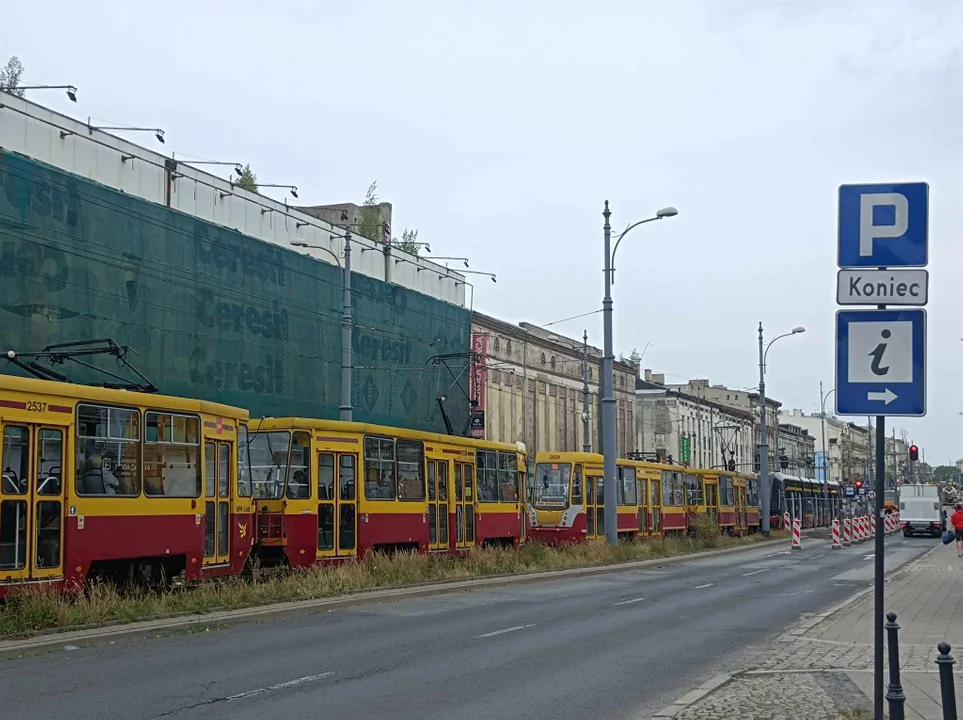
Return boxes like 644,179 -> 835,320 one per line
867,389 -> 897,404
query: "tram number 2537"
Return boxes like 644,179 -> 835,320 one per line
26,401 -> 48,412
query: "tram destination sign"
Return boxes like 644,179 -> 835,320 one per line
836,269 -> 928,306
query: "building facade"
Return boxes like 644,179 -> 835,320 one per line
776,423 -> 816,475
636,372 -> 755,472
471,313 -> 637,459
780,410 -> 868,486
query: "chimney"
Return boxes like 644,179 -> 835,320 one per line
644,369 -> 652,382
653,373 -> 665,385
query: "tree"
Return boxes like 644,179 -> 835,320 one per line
397,228 -> 421,257
0,56 -> 25,97
234,164 -> 258,193
358,180 -> 382,242
933,465 -> 958,485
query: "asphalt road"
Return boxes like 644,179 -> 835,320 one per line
0,535 -> 935,720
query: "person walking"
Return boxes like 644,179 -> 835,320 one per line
951,503 -> 963,557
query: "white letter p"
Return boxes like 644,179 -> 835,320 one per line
859,192 -> 908,257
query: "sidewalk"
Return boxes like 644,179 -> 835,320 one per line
655,540 -> 963,719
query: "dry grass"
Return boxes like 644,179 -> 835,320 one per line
0,531 -> 780,639
836,709 -> 874,719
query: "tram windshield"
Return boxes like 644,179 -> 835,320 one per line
248,431 -> 292,499
534,462 -> 571,508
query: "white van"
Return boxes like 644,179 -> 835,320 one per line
900,484 -> 944,537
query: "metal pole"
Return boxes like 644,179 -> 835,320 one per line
821,382 -> 831,522
884,612 -> 906,720
601,201 -> 618,545
874,413 -> 886,720
758,322 -> 771,537
582,330 -> 591,453
340,221 -> 354,422
936,641 -> 957,720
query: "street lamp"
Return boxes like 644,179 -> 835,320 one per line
819,383 -> 837,525
757,323 -> 805,537
88,120 -> 165,144
601,201 -> 678,546
2,84 -> 78,102
290,225 -> 353,421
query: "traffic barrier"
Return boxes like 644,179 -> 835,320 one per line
857,516 -> 866,543
871,514 -> 877,538
832,519 -> 841,550
854,517 -> 861,543
791,517 -> 802,550
783,512 -> 791,531
843,517 -> 852,546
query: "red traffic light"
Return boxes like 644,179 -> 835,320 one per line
909,445 -> 919,461
855,479 -> 863,489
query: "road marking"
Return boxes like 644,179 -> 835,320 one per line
476,624 -> 536,638
741,568 -> 771,577
613,597 -> 646,606
226,672 -> 335,702
694,583 -> 714,589
765,551 -> 792,557
810,554 -> 825,560
864,555 -> 874,560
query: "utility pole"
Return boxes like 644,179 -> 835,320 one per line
339,213 -> 354,422
582,330 -> 591,453
601,202 -> 618,545
757,323 -> 771,537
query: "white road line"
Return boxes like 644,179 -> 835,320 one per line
475,624 -> 536,638
765,551 -> 792,557
741,568 -> 771,577
694,583 -> 714,589
226,672 -> 334,702
613,597 -> 646,606
810,554 -> 825,560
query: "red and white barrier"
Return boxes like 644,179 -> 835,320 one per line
856,516 -> 865,543
831,519 -> 841,550
871,514 -> 877,538
791,517 -> 802,550
783,512 -> 791,531
843,517 -> 852,546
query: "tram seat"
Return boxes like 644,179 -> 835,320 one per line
81,471 -> 107,495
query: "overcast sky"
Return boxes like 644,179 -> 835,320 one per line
5,0 -> 962,462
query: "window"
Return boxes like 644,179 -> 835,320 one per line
686,474 -> 703,505
572,464 -> 583,504
497,452 -> 518,502
144,411 -> 201,497
505,340 -> 512,356
340,455 -> 356,501
318,454 -> 335,500
364,436 -> 395,500
747,479 -> 759,507
397,440 -> 425,500
720,476 -> 734,506
476,450 -> 498,502
534,463 -> 571,508
620,466 -> 638,506
248,431 -> 290,499
661,470 -> 685,507
286,431 -> 311,499
673,472 -> 685,507
76,404 -> 141,496
237,424 -> 253,497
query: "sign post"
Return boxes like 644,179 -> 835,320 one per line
835,181 -> 929,720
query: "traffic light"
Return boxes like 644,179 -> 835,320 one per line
909,445 -> 919,462
855,479 -> 863,490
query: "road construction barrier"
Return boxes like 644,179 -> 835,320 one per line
832,519 -> 841,550
871,514 -> 877,538
857,516 -> 866,543
783,512 -> 791,531
843,517 -> 852,546
791,517 -> 802,550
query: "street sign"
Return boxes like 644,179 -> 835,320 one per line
838,182 -> 929,268
836,269 -> 928,306
859,486 -> 867,498
835,308 -> 926,417
845,485 -> 855,499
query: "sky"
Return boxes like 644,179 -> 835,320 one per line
4,0 -> 962,462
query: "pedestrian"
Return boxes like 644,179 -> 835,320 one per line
951,503 -> 963,557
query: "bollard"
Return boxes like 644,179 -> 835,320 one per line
885,612 -> 906,720
871,514 -> 876,538
783,511 -> 791,532
832,519 -> 841,550
791,517 -> 802,550
936,641 -> 957,720
843,517 -> 851,546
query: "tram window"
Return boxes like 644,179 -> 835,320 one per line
476,450 -> 497,502
0,500 -> 26,570
237,424 -> 253,497
144,412 -> 201,497
318,454 -> 335,500
76,404 -> 141,496
437,461 -> 448,501
340,455 -> 356,501
572,465 -> 583,504
364,436 -> 395,500
218,444 -> 230,499
36,500 -> 61,569
747,480 -> 759,507
36,429 -> 63,496
427,462 -> 436,501
248,431 -> 290,500
661,472 -> 674,506
286,431 -> 311,499
621,466 -> 638,506
720,477 -> 734,506
462,462 -> 474,502
2,426 -> 29,495
686,474 -> 703,505
497,452 -> 518,502
397,440 -> 425,500
673,472 -> 686,507
204,443 -> 216,498
533,462 -> 571,507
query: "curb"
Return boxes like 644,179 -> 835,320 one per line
652,536 -> 941,716
652,674 -> 732,718
0,537 -> 781,659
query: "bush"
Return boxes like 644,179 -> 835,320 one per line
689,513 -> 722,548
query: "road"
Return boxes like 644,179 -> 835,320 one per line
0,535 -> 934,720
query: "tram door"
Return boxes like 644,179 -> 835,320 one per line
204,441 -> 234,566
427,460 -> 449,551
0,423 -> 66,583
735,484 -> 747,536
584,472 -> 604,539
453,462 -> 475,549
316,452 -> 358,559
638,478 -> 647,537
649,478 -> 661,535
704,479 -> 719,525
